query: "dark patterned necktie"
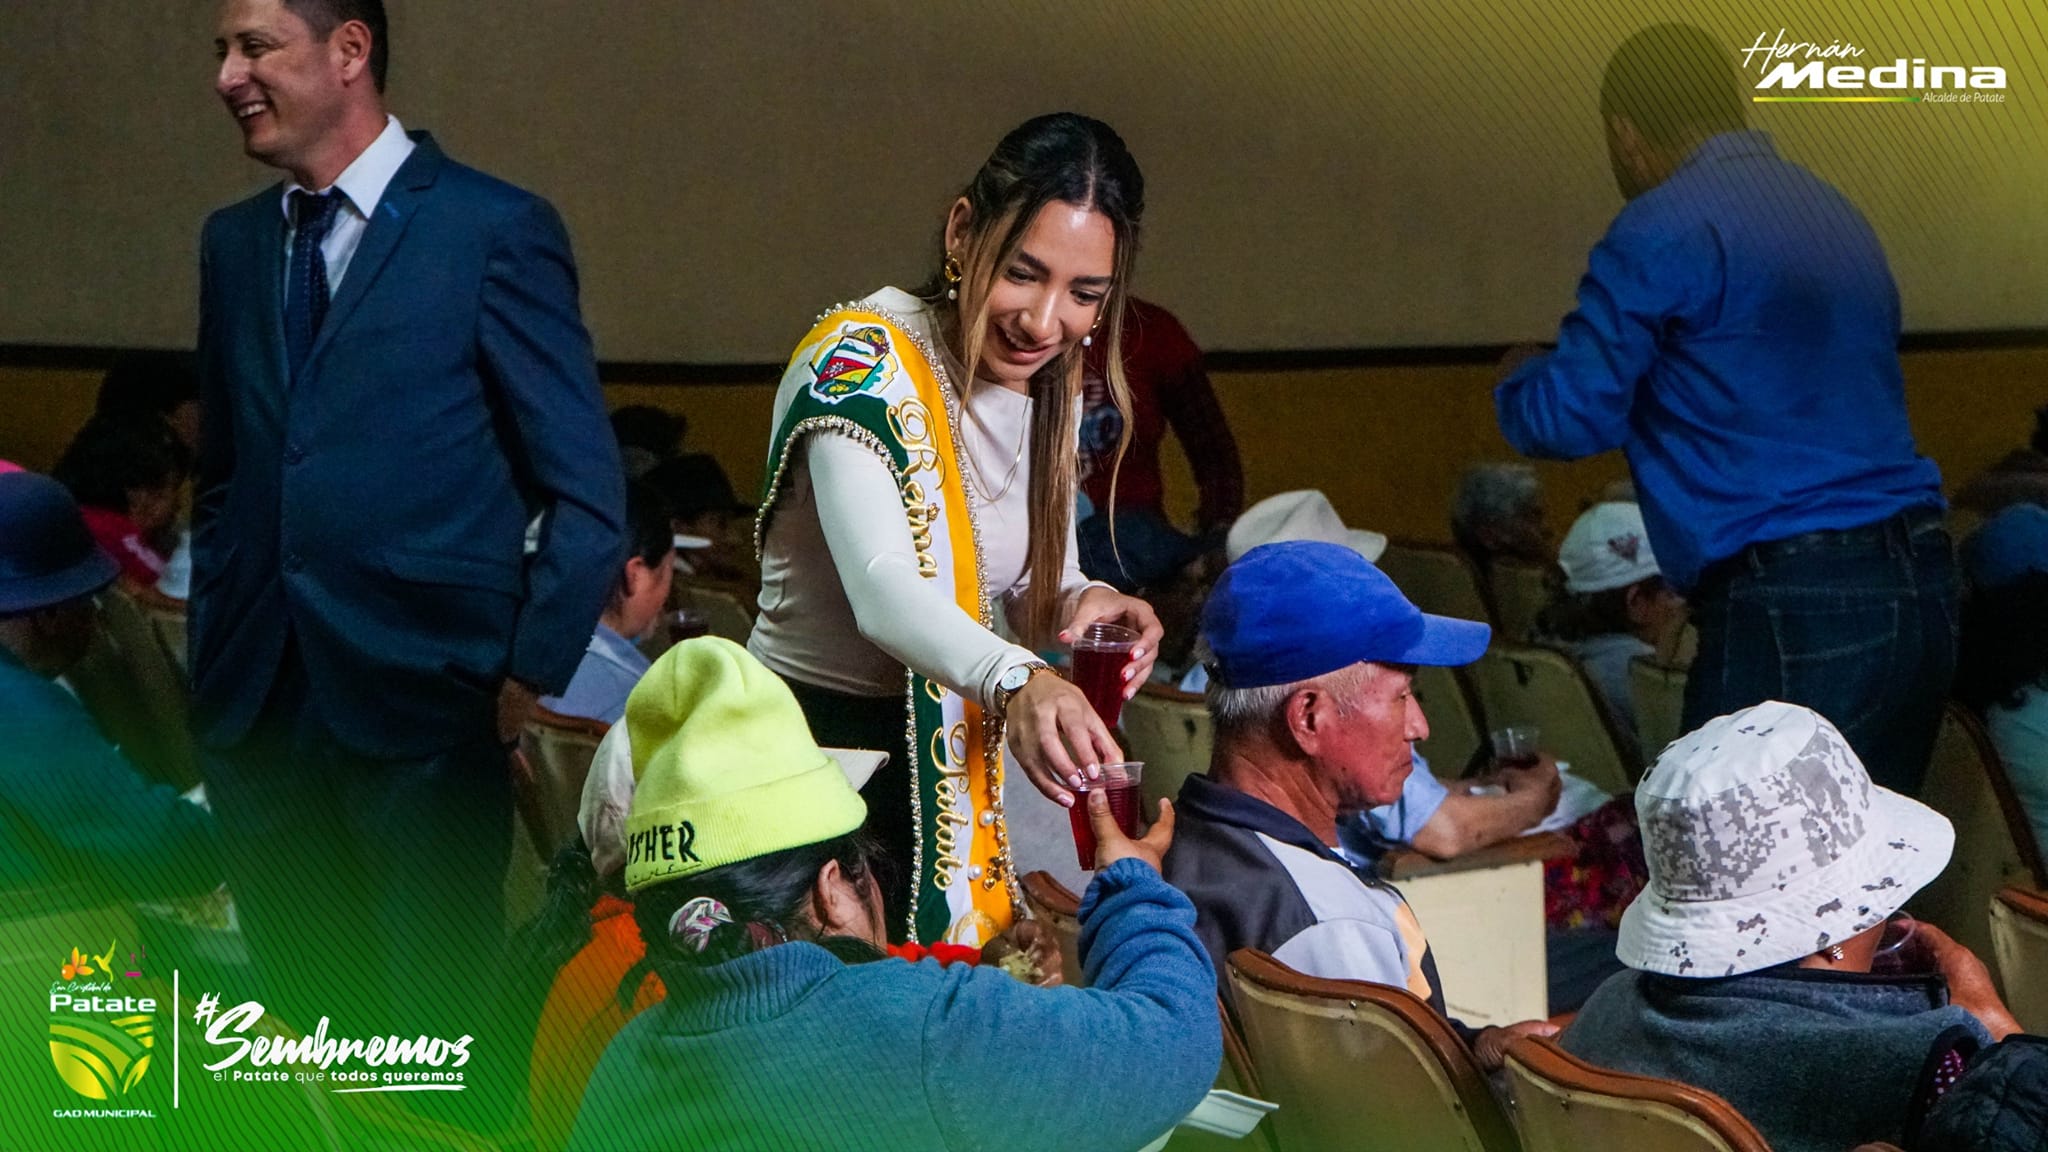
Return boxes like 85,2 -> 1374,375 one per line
285,189 -> 344,378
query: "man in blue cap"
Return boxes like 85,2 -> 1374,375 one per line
1164,540 -> 1555,1066
0,472 -> 220,899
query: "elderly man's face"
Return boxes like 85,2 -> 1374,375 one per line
1313,664 -> 1428,810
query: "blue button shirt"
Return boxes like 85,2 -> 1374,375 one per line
540,623 -> 650,726
1496,130 -> 1942,590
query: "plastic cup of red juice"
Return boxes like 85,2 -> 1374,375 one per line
1070,622 -> 1139,728
1066,761 -> 1146,871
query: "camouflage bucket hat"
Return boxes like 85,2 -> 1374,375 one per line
1617,701 -> 1954,978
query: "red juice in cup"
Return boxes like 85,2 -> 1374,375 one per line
1071,622 -> 1139,728
1067,762 -> 1145,870
1490,725 -> 1540,770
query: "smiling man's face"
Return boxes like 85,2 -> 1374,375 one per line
214,0 -> 352,177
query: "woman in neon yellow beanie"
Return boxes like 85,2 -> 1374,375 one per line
566,638 -> 1220,1151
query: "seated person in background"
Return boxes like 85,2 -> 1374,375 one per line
1451,460 -> 1551,605
1075,298 -> 1243,592
1536,500 -> 1686,761
1563,700 -> 2021,1152
1163,540 -> 1557,1066
643,452 -> 755,585
569,637 -> 1215,1152
610,404 -> 687,481
1185,491 -> 1563,862
0,472 -> 219,898
540,480 -> 676,725
1956,504 -> 2048,853
1955,403 -> 2048,515
94,349 -> 201,457
50,415 -> 190,588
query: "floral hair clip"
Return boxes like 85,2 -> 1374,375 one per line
669,896 -> 735,953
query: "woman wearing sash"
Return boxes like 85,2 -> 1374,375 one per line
749,114 -> 1162,947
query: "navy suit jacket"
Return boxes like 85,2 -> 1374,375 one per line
191,133 -> 625,759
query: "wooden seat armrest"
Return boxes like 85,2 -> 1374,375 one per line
1380,831 -> 1576,881
1995,884 -> 2048,921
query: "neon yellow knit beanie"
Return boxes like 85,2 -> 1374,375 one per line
623,637 -> 868,892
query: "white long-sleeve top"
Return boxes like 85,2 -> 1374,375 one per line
749,288 -> 1103,710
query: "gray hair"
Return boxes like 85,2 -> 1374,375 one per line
1208,663 -> 1377,740
1451,462 -> 1540,539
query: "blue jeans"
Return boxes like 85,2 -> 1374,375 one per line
1682,508 -> 1958,795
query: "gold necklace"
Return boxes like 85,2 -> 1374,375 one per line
966,391 -> 1031,503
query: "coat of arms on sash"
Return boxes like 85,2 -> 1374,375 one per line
807,323 -> 894,404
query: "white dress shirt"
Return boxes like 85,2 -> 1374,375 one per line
278,114 -> 417,294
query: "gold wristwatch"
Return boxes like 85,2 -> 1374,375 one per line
991,660 -> 1054,716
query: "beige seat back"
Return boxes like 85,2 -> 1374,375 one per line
1502,1036 -> 1769,1152
1628,656 -> 1688,765
1489,560 -> 1553,643
518,708 -> 611,860
1378,542 -> 1495,628
1990,886 -> 2048,1034
125,581 -> 190,670
66,586 -> 200,790
1226,949 -> 1517,1152
1121,684 -> 1214,811
676,580 -> 758,644
1914,705 -> 2047,966
1413,663 -> 1485,775
1469,643 -> 1639,793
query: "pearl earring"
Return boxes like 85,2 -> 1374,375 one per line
941,252 -> 963,302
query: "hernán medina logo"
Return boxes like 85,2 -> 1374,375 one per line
1742,29 -> 2007,102
48,940 -> 157,1102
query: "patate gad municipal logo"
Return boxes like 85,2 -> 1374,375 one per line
1744,29 -> 2008,104
48,940 -> 158,1108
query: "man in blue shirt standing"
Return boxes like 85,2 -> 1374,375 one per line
1495,24 -> 1952,793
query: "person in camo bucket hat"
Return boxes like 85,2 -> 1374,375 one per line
1560,700 -> 2024,1152
1619,700 -> 1953,976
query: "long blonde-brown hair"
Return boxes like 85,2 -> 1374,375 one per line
925,113 -> 1145,645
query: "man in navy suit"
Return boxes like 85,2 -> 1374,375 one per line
195,0 -> 624,1075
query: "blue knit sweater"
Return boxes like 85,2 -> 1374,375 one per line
566,858 -> 1221,1152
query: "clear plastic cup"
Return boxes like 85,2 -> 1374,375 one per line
1070,622 -> 1139,728
1067,761 -> 1145,871
1490,725 -> 1541,769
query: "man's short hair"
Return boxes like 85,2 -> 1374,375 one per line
1451,462 -> 1539,545
51,416 -> 191,513
1599,24 -> 1745,148
285,0 -> 389,92
95,351 -> 198,426
1208,662 -> 1376,741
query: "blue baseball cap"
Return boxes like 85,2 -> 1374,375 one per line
1202,541 -> 1491,690
1965,504 -> 2048,590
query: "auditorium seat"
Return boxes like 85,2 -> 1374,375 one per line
1502,1035 -> 1769,1152
1120,683 -> 1214,812
1413,662 -> 1486,776
1627,655 -> 1687,764
1377,541 -> 1495,629
1469,643 -> 1640,794
1913,704 -> 2047,968
1227,948 -> 1517,1152
517,708 -> 611,860
1489,559 -> 1553,643
64,584 -> 199,790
